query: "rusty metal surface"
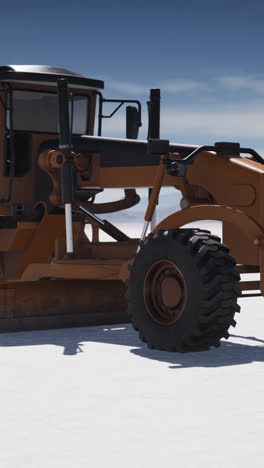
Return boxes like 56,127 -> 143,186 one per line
0,279 -> 129,332
153,205 -> 264,241
20,259 -> 125,281
239,281 -> 260,291
143,259 -> 187,325
236,265 -> 259,273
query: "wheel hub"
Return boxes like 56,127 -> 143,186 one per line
160,276 -> 182,308
144,260 -> 187,325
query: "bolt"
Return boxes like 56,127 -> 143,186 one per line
180,199 -> 189,209
56,154 -> 64,165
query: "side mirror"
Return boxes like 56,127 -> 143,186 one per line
126,106 -> 141,139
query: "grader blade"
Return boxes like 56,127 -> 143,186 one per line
0,280 -> 128,332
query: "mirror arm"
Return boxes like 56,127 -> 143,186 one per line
95,91 -> 142,136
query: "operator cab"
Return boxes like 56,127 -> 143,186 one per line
0,65 -> 104,219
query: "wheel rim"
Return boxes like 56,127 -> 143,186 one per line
144,260 -> 187,325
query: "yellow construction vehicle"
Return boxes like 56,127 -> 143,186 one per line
0,65 -> 262,351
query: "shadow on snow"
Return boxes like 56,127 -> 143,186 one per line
0,325 -> 263,368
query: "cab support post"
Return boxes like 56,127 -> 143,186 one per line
57,78 -> 74,254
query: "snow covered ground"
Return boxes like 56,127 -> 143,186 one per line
0,220 -> 263,468
0,299 -> 263,468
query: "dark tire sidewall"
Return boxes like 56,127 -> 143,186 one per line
128,236 -> 206,348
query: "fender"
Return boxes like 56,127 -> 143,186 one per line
153,205 -> 264,243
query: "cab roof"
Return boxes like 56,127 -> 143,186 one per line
0,65 -> 104,90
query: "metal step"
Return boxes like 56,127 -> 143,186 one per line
239,280 -> 262,297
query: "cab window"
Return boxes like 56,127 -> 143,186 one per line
7,90 -> 89,134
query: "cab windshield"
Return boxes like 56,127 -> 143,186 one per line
7,90 -> 89,134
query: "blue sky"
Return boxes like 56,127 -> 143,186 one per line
2,0 -> 264,150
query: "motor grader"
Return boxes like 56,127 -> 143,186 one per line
0,64 -> 262,352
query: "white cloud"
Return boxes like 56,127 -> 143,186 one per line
100,103 -> 264,143
160,106 -> 264,139
106,74 -> 264,96
106,78 -> 208,95
106,80 -> 149,95
98,74 -> 264,143
161,79 -> 210,93
218,75 -> 264,93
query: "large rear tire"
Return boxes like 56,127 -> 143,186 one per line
128,229 -> 241,352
